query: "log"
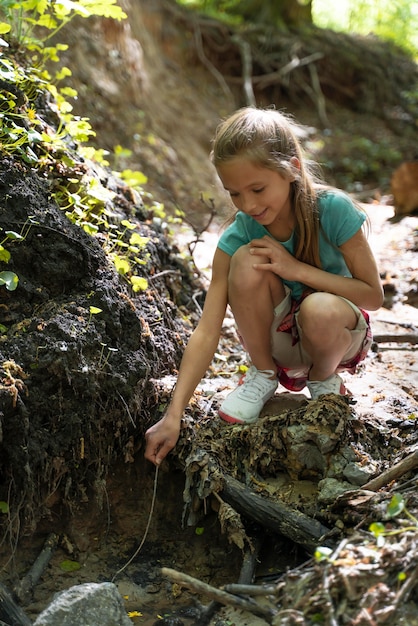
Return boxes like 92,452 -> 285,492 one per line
362,449 -> 418,492
0,583 -> 32,626
14,533 -> 59,605
221,475 -> 332,553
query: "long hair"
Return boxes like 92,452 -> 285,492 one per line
211,107 -> 323,267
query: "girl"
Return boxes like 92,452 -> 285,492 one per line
145,107 -> 383,466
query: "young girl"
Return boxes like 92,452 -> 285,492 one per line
145,107 -> 383,466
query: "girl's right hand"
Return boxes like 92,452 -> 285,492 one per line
144,414 -> 181,466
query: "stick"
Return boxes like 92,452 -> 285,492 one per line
161,567 -> 276,623
373,334 -> 418,344
362,449 -> 418,491
14,533 -> 59,604
0,583 -> 32,626
198,530 -> 263,624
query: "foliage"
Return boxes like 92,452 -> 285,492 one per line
314,0 -> 418,58
0,0 -> 166,297
175,0 -> 418,57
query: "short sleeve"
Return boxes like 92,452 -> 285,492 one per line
319,192 -> 366,247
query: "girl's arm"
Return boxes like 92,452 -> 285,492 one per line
144,248 -> 230,465
250,229 -> 384,311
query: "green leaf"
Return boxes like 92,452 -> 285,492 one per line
0,271 -> 18,291
387,493 -> 405,518
0,23 -> 11,34
113,255 -> 130,275
369,522 -> 386,537
195,527 -> 204,536
0,246 -> 11,263
59,559 -> 81,572
5,231 -> 24,241
131,276 -> 148,292
89,306 -> 102,315
0,501 -> 9,514
130,233 -> 149,247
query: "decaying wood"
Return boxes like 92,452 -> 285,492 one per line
362,449 -> 418,492
14,533 -> 59,604
0,582 -> 32,626
373,334 -> 418,345
221,475 -> 332,553
161,566 -> 276,623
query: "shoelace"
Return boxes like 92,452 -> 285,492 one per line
237,367 -> 276,401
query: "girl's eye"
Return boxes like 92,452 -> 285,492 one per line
253,188 -> 264,194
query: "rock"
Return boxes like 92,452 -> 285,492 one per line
317,477 -> 355,504
33,582 -> 132,626
342,461 -> 372,486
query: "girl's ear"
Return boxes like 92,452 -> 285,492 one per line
290,156 -> 301,170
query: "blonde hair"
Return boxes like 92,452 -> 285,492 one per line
211,107 -> 323,267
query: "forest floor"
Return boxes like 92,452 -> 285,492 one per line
5,201 -> 416,626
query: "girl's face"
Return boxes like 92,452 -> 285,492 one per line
217,157 -> 296,233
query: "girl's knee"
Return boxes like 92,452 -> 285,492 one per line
298,293 -> 357,336
229,245 -> 267,289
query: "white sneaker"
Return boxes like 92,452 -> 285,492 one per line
219,366 -> 278,424
306,374 -> 346,400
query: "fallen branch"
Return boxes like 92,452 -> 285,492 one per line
221,475 -> 332,553
373,334 -> 418,344
362,448 -> 418,491
161,566 -> 276,623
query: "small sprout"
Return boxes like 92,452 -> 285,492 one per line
195,527 -> 204,536
131,276 -> 148,292
0,501 -> 9,514
85,305 -> 102,330
113,255 -> 131,275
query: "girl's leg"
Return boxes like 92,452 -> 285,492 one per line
218,246 -> 286,424
228,244 -> 285,374
297,292 -> 358,381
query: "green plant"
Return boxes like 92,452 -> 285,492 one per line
0,220 -> 38,292
0,0 -> 127,50
0,1 -> 160,296
369,493 -> 418,546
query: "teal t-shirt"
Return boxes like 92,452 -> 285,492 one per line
217,191 -> 366,300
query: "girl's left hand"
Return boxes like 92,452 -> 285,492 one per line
249,236 -> 301,280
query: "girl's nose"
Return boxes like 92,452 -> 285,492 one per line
242,195 -> 256,213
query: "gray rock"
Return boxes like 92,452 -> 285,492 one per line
33,582 -> 132,626
342,461 -> 372,486
317,477 -> 355,504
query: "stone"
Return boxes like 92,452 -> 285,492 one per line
33,582 -> 132,626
